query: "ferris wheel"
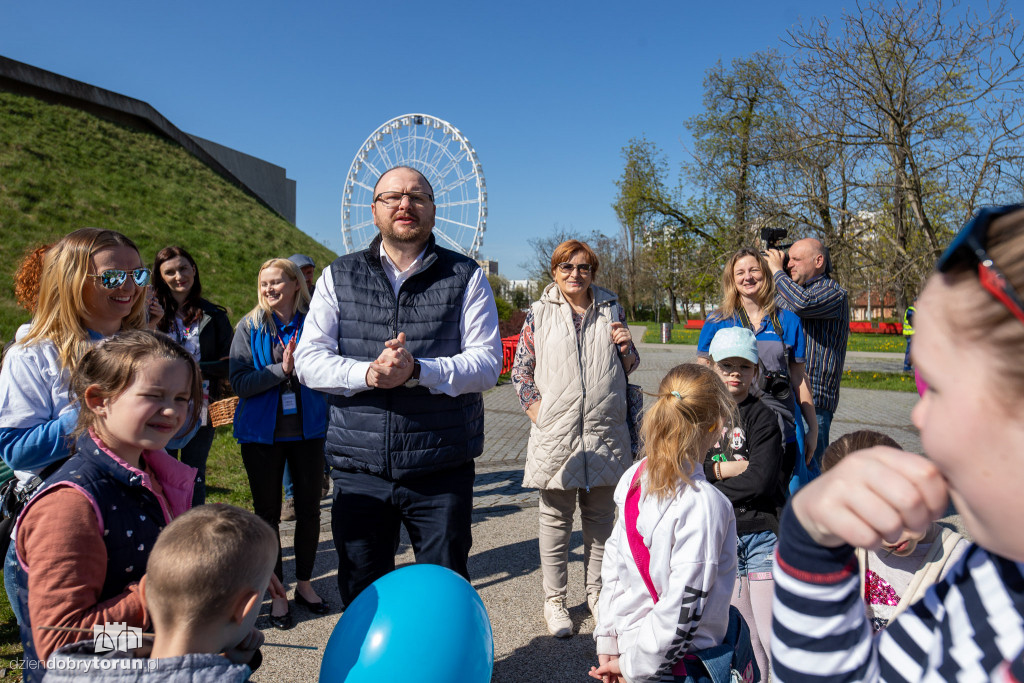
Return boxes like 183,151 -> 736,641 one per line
341,114 -> 487,258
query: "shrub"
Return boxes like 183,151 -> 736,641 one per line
499,310 -> 527,338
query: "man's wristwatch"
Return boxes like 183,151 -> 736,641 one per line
404,360 -> 422,388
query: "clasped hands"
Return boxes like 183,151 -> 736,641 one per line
365,331 -> 415,389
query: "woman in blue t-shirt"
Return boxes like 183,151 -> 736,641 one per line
697,247 -> 817,484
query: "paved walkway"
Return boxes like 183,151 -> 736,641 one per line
259,338 -> 922,682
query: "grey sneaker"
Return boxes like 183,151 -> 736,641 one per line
544,596 -> 572,638
587,592 -> 600,624
281,497 -> 296,522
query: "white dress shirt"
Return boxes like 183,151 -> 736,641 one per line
294,242 -> 502,397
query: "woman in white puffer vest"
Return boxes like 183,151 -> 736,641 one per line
511,239 -> 639,638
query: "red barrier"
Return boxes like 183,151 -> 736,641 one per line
501,336 -> 518,375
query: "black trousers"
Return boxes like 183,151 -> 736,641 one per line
331,460 -> 474,609
241,439 -> 325,582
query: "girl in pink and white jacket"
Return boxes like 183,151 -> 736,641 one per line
591,363 -> 742,683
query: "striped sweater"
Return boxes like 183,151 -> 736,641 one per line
773,272 -> 848,413
772,503 -> 1024,681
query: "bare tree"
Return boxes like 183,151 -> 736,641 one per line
787,0 -> 1024,308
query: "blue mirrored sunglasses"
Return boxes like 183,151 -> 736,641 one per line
87,268 -> 152,289
936,204 -> 1024,325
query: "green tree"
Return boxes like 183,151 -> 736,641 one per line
685,51 -> 792,246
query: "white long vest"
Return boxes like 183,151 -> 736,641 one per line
523,282 -> 632,490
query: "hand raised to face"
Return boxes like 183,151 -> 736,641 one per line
791,446 -> 948,551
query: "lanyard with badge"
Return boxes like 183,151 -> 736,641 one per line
276,323 -> 300,416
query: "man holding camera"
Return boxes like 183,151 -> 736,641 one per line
766,238 -> 849,466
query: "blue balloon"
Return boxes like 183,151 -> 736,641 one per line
319,564 -> 494,683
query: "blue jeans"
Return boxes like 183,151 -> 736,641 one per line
283,462 -> 294,500
736,530 -> 777,581
672,606 -> 759,683
814,408 -> 834,468
904,336 -> 913,370
4,543 -> 22,624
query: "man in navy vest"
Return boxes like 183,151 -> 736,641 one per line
295,166 -> 502,608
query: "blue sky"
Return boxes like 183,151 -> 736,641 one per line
2,0 -> 834,278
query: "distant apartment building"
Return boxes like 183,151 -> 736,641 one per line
475,260 -> 499,277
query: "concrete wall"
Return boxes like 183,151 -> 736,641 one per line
0,55 -> 296,223
188,135 -> 296,223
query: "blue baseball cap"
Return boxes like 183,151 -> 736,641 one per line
288,254 -> 315,269
709,327 -> 759,365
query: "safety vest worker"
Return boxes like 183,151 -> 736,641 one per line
903,305 -> 915,336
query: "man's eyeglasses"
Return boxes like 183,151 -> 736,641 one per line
937,203 -> 1024,325
87,268 -> 152,290
374,191 -> 434,208
555,263 -> 593,275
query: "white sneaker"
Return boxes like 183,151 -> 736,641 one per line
587,592 -> 600,624
544,596 -> 572,638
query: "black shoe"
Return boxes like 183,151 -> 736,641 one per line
295,592 -> 330,615
268,608 -> 294,630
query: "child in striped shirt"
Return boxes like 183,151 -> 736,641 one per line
771,205 -> 1024,681
820,431 -> 969,633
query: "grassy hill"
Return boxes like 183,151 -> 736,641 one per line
0,89 -> 337,339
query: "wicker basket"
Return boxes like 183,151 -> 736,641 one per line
208,396 -> 239,428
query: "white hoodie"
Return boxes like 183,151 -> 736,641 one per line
594,459 -> 737,683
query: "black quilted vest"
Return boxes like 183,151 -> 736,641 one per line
326,235 -> 485,480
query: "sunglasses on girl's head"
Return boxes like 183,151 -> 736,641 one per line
937,203 -> 1024,326
87,268 -> 152,289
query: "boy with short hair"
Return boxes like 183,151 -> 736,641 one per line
44,504 -> 278,682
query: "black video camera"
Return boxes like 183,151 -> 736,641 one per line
760,227 -> 793,252
760,227 -> 792,272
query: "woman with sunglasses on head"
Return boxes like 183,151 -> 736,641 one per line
230,258 -> 328,629
151,246 -> 233,507
511,239 -> 639,638
771,205 -> 1024,681
0,228 -> 151,621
